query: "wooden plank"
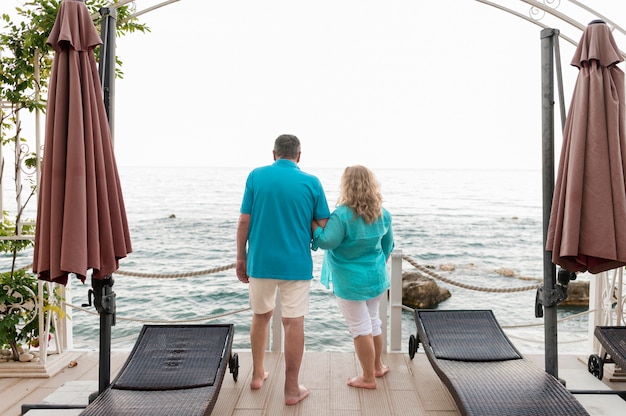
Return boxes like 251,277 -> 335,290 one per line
384,352 -> 418,390
301,351 -> 330,390
300,387 -> 329,416
3,379 -> 51,416
2,350 -> 618,416
329,351 -> 360,412
410,354 -> 458,413
263,357 -> 300,416
383,353 -> 434,415
213,387 -> 244,416
360,382 -> 391,416
214,351 -> 250,415
234,351 -> 281,411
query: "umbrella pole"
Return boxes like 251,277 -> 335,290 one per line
92,275 -> 116,396
93,5 -> 117,399
540,28 -> 559,378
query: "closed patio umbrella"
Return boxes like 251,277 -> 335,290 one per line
32,0 -> 132,396
33,0 -> 131,284
546,20 -> 626,274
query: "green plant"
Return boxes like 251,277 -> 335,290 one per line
1,269 -> 39,360
0,268 -> 66,361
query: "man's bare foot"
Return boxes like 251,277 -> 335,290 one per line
250,371 -> 269,390
347,376 -> 377,389
375,365 -> 390,378
285,385 -> 310,405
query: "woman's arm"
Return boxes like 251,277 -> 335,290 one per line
381,210 -> 394,259
312,213 -> 344,250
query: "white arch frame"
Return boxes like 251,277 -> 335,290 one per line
2,0 -> 625,367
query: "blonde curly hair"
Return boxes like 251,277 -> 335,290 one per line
337,165 -> 383,224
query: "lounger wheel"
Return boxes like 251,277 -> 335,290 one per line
588,354 -> 604,380
229,353 -> 239,381
408,334 -> 419,360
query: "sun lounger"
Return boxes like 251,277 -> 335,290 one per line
79,324 -> 238,416
588,326 -> 626,381
409,309 -> 589,416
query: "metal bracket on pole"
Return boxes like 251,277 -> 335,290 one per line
535,268 -> 577,317
92,275 -> 117,322
84,274 -> 116,398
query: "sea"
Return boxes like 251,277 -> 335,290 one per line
4,166 -> 592,354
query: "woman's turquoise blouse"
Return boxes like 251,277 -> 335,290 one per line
312,205 -> 394,300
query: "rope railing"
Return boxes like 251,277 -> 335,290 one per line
1,263 -> 236,278
501,309 -> 595,329
0,256 -> 551,292
65,302 -> 250,324
402,255 -> 542,293
30,256 -> 596,350
506,332 -> 589,345
115,263 -> 236,278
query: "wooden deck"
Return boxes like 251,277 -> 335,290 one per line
1,350 -> 625,416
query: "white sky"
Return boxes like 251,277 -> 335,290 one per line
4,0 -> 626,170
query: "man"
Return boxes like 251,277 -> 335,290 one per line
236,134 -> 329,405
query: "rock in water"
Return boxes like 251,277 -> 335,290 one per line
402,271 -> 451,309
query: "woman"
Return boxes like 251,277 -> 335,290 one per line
312,165 -> 394,389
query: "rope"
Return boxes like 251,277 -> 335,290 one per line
2,263 -> 236,278
501,309 -> 595,329
402,255 -> 541,293
65,302 -> 250,324
115,263 -> 236,278
506,332 -> 589,345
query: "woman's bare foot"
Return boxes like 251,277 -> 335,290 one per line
250,371 -> 269,390
285,385 -> 310,405
375,365 -> 389,378
347,376 -> 377,389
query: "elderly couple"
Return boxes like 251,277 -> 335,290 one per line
236,134 -> 394,406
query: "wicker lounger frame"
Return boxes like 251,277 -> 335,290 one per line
588,326 -> 626,381
412,309 -> 590,416
79,324 -> 236,416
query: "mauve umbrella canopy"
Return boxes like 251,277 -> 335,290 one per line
33,0 -> 132,285
546,21 -> 626,274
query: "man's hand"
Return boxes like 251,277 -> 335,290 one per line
236,259 -> 249,283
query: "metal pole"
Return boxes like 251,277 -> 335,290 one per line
98,7 -> 117,143
540,27 -> 558,378
91,276 -> 116,395
93,7 -> 117,397
389,250 -> 403,352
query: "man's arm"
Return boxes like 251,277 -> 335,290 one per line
236,213 -> 251,283
316,218 -> 329,228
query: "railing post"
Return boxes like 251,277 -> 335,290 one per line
379,283 -> 388,353
61,280 -> 73,351
37,281 -> 47,365
588,273 -> 603,353
615,267 -> 626,326
390,250 -> 403,352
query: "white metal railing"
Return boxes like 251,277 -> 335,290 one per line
589,268 -> 625,352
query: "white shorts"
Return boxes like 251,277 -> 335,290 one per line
336,293 -> 384,338
248,278 -> 310,318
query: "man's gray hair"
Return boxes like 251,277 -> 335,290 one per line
274,134 -> 301,159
